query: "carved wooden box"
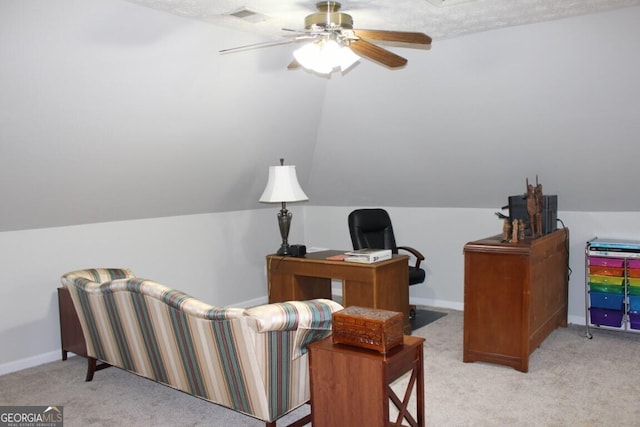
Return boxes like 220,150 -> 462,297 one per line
332,306 -> 404,353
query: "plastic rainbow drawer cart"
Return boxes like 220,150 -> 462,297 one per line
585,238 -> 640,338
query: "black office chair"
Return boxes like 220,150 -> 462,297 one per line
348,208 -> 426,318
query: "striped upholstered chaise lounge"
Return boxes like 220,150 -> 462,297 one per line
60,268 -> 343,427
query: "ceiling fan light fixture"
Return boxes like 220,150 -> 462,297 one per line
220,2 -> 430,75
293,38 -> 360,75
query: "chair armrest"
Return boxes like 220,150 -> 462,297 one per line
397,246 -> 425,269
245,299 -> 344,359
244,299 -> 343,333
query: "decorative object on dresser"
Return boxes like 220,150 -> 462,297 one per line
463,228 -> 569,372
259,158 -> 308,256
60,268 -> 343,427
502,177 -> 557,238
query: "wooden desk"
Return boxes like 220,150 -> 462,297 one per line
463,228 -> 569,372
309,335 -> 425,427
266,250 -> 411,334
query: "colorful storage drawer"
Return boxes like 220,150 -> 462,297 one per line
588,266 -> 624,277
588,257 -> 624,268
589,283 -> 624,294
589,291 -> 624,310
629,312 -> 640,330
628,259 -> 640,269
629,278 -> 640,297
588,274 -> 625,286
629,295 -> 640,312
589,307 -> 624,328
628,269 -> 640,278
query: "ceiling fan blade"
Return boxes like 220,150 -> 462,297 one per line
219,36 -> 312,54
282,28 -> 312,35
353,29 -> 432,45
348,39 -> 407,69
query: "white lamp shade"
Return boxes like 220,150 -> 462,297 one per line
293,39 -> 360,75
259,165 -> 308,203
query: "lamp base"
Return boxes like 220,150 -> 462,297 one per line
276,204 -> 293,256
277,244 -> 292,256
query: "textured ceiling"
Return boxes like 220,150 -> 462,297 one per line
124,0 -> 640,41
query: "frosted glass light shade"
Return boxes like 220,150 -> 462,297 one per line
293,39 -> 360,75
259,165 -> 308,203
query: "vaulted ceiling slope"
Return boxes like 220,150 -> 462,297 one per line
1,1 -> 639,232
1,0 -> 326,232
124,0 -> 640,41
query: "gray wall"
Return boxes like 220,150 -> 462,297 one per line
309,8 -> 640,210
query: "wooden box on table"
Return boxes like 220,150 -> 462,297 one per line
332,306 -> 404,353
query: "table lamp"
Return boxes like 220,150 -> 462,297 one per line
259,158 -> 308,256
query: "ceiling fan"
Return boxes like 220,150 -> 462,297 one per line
219,1 -> 432,74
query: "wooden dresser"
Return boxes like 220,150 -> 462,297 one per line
463,228 -> 569,372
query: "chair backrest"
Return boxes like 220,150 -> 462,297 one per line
348,208 -> 398,254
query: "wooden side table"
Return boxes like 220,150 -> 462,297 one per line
309,335 -> 425,427
57,286 -> 88,360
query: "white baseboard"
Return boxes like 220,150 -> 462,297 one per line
410,296 -> 464,311
0,350 -> 61,376
568,313 -> 587,327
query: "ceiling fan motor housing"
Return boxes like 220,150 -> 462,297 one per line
305,1 -> 353,30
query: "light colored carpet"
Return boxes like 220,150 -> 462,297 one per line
1,308 -> 639,426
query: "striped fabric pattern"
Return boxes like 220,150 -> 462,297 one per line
60,268 -> 342,423
245,299 -> 342,359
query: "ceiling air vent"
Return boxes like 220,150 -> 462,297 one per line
228,8 -> 268,23
424,0 -> 475,6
